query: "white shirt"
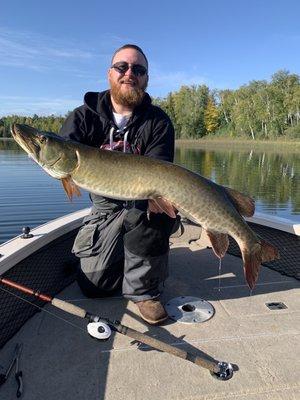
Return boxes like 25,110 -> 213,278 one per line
113,112 -> 131,132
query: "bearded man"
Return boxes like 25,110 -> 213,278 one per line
60,44 -> 178,325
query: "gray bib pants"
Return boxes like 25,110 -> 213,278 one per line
72,195 -> 179,302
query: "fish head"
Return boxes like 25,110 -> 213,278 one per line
11,123 -> 78,179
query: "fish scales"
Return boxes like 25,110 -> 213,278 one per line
64,142 -> 262,250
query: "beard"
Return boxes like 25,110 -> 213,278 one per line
109,78 -> 147,108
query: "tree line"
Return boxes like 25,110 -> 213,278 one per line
1,70 -> 299,140
155,69 -> 300,140
0,114 -> 66,138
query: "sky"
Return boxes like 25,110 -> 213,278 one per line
0,0 -> 299,116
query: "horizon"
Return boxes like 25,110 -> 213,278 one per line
0,68 -> 297,118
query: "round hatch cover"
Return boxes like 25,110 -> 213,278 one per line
165,296 -> 215,323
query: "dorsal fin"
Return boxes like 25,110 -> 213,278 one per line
224,186 -> 255,217
61,177 -> 81,201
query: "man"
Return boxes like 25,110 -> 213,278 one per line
60,44 -> 178,325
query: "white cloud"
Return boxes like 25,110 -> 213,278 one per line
148,69 -> 212,97
151,71 -> 208,87
147,61 -> 232,96
0,95 -> 81,117
0,27 -> 98,73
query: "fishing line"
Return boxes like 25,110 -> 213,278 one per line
213,280 -> 291,289
218,258 -> 222,293
0,285 -> 86,334
248,288 -> 253,313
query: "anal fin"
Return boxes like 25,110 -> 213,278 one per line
206,230 -> 229,258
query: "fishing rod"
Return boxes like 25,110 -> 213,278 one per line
0,276 -> 234,380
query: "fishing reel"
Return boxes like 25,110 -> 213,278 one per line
87,322 -> 112,341
210,361 -> 234,380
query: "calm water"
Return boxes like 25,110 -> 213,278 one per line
0,139 -> 299,244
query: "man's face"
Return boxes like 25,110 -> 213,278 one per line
108,48 -> 148,108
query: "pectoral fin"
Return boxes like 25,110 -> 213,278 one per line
61,177 -> 81,201
206,230 -> 229,258
224,186 -> 255,217
152,197 -> 177,218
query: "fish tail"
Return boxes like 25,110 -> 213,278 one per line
242,240 -> 279,289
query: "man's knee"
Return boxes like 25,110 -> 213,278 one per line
78,258 -> 123,297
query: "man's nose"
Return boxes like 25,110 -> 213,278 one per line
124,66 -> 135,77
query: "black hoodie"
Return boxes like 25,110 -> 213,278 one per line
60,90 -> 174,162
59,90 -> 175,211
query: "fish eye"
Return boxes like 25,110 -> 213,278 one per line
39,136 -> 47,144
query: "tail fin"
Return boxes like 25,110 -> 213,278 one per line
242,240 -> 279,289
260,239 -> 279,263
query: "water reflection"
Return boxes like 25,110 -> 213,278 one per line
0,144 -> 90,244
0,139 -> 21,152
175,146 -> 300,219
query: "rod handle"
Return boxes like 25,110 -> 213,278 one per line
115,323 -> 219,373
51,298 -> 86,318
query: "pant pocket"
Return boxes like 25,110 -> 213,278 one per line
72,224 -> 99,257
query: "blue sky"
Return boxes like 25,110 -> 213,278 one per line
0,0 -> 299,116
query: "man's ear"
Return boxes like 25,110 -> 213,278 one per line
107,68 -> 112,80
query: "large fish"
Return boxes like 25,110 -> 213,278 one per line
11,123 -> 279,289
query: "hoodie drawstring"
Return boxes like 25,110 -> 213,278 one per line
108,126 -> 129,153
123,130 -> 129,153
109,127 -> 114,150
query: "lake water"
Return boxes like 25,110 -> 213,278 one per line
0,139 -> 299,244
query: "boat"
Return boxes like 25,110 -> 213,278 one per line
0,209 -> 299,399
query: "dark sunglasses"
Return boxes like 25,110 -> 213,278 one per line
111,61 -> 148,77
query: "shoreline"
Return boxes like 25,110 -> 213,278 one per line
2,136 -> 300,152
175,137 -> 300,151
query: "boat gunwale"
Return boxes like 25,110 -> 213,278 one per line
0,207 -> 91,275
0,208 -> 299,277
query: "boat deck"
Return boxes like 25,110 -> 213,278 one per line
0,225 -> 299,400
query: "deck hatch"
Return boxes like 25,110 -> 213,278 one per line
165,296 -> 215,323
265,302 -> 288,310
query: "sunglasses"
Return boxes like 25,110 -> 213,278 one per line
111,61 -> 148,77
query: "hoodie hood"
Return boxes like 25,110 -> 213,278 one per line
83,90 -> 152,127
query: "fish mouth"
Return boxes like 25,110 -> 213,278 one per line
11,123 -> 41,158
12,124 -> 63,169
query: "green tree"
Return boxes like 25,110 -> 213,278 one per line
172,85 -> 209,138
204,96 -> 219,134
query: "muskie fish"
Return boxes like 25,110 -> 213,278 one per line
11,123 -> 279,289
